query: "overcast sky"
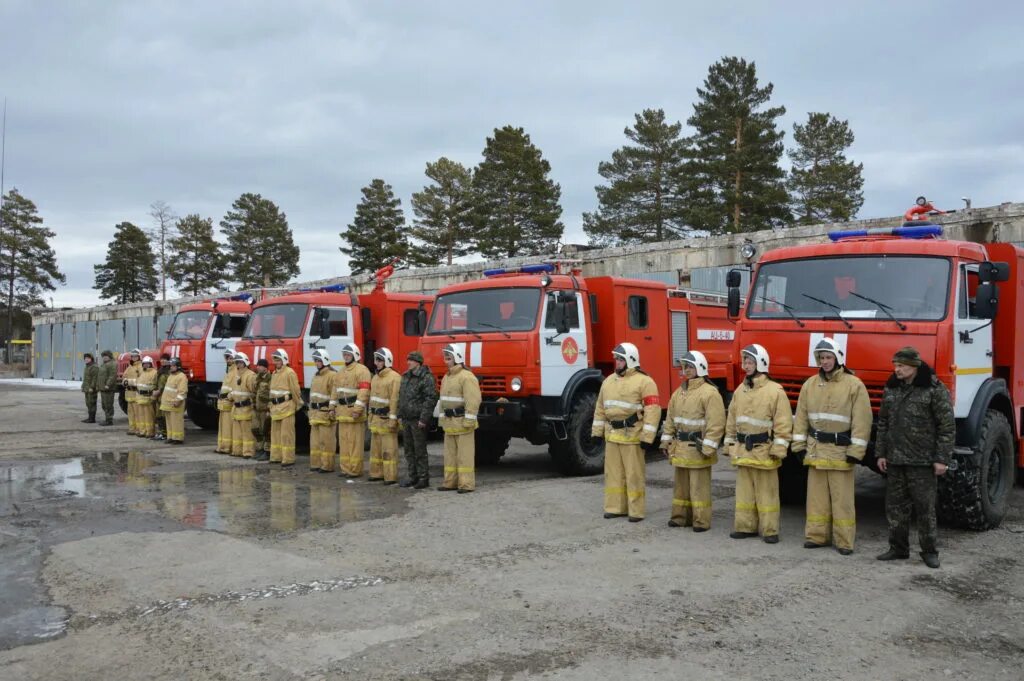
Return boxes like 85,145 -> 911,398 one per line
2,0 -> 1021,307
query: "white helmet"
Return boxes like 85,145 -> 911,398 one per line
442,344 -> 464,365
677,350 -> 709,377
814,337 -> 845,366
374,347 -> 394,369
341,343 -> 361,363
611,342 -> 640,370
130,348 -> 141,358
741,344 -> 770,373
271,348 -> 289,365
142,355 -> 154,366
223,349 -> 236,360
311,349 -> 331,366
233,351 -> 250,367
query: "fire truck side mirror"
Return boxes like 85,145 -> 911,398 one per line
312,308 -> 331,339
725,269 -> 742,288
217,313 -> 233,338
416,309 -> 428,335
727,288 -> 741,319
973,283 -> 999,319
978,261 -> 1010,283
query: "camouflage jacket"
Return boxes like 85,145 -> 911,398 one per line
398,364 -> 437,423
254,372 -> 272,411
81,363 -> 99,392
875,362 -> 954,466
97,360 -> 118,392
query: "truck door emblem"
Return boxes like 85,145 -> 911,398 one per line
561,337 -> 579,365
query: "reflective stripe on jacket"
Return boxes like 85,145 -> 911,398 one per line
661,377 -> 725,467
725,374 -> 792,469
369,368 -> 401,434
591,368 -> 661,445
334,362 -> 372,423
438,365 -> 481,435
792,368 -> 872,470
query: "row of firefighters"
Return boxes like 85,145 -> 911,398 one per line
118,343 -> 482,493
110,335 -> 949,562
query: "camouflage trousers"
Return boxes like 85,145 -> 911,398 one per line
402,420 -> 429,482
252,410 -> 271,452
100,391 -> 115,421
885,464 -> 938,555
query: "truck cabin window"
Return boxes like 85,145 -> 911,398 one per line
211,314 -> 248,338
428,288 -> 542,334
168,311 -> 211,340
308,308 -> 349,337
243,304 -> 309,339
747,256 -> 951,321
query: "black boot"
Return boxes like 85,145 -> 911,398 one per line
876,548 -> 911,561
414,479 -> 429,489
400,479 -> 417,488
100,418 -> 114,427
82,416 -> 96,423
729,531 -> 758,539
921,552 -> 940,569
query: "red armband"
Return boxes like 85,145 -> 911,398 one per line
357,382 -> 371,390
643,395 -> 660,406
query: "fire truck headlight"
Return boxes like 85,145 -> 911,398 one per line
740,242 -> 757,261
510,377 -> 523,392
188,369 -> 194,379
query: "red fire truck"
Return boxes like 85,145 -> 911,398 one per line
419,262 -> 737,474
725,222 -> 1023,529
117,295 -> 254,426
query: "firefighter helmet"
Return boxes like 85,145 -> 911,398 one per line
374,347 -> 394,368
223,349 -> 235,360
442,344 -> 464,365
814,337 -> 845,366
677,350 -> 709,377
341,343 -> 361,363
271,348 -> 289,365
741,344 -> 770,373
142,355 -> 154,366
168,356 -> 181,367
234,351 -> 250,367
130,348 -> 142,358
611,342 -> 640,370
311,349 -> 331,366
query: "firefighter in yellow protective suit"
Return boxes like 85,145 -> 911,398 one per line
367,347 -> 402,484
592,342 -> 662,522
724,344 -> 793,543
122,349 -> 142,435
268,348 -> 303,467
660,351 -> 725,531
230,352 -> 258,458
216,349 -> 237,454
160,357 -> 188,444
134,356 -> 159,438
792,337 -> 872,555
335,343 -> 372,478
436,344 -> 481,493
308,349 -> 337,472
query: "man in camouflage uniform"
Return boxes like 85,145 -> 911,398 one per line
876,346 -> 953,569
252,359 -> 272,461
81,352 -> 99,423
151,353 -> 172,440
97,350 -> 118,426
398,350 -> 437,489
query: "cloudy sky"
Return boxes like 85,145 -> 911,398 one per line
2,0 -> 1021,307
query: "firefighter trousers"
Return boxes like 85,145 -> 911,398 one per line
672,466 -> 713,529
126,398 -> 137,434
136,403 -> 155,437
734,466 -> 780,536
806,467 -> 856,549
84,391 -> 97,419
231,417 -> 255,457
270,414 -> 296,465
338,422 -> 365,476
217,409 -> 233,452
163,408 -> 185,442
369,430 -> 399,482
309,423 -> 336,471
443,431 -> 475,491
604,441 -> 646,519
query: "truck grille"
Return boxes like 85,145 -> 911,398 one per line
776,378 -> 885,413
436,375 -> 507,396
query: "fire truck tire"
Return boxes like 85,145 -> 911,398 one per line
185,400 -> 218,430
549,392 -> 604,476
118,389 -> 128,415
937,409 -> 1013,530
475,431 -> 511,466
778,453 -> 808,505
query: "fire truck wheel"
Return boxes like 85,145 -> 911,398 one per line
185,399 -> 218,430
118,389 -> 128,415
549,392 -> 604,476
938,409 -> 1014,530
778,453 -> 808,505
475,431 -> 511,466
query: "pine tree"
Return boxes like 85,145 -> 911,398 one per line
219,193 -> 299,287
93,221 -> 159,304
341,179 -> 422,275
583,109 -> 704,245
472,126 -> 564,258
688,56 -> 791,233
166,214 -> 228,296
409,158 -> 475,265
787,112 -> 865,224
0,188 -> 65,349
145,200 -> 178,301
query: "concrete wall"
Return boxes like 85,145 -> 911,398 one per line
32,202 -> 1024,378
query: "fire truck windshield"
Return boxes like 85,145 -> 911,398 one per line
167,311 -> 211,340
428,288 -> 541,335
747,256 -> 951,321
243,304 -> 309,339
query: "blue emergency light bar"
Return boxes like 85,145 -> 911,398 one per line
483,263 -> 556,277
229,293 -> 255,303
319,284 -> 347,293
827,224 -> 943,242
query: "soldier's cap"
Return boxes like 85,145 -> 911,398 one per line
101,350 -> 113,358
256,359 -> 269,368
892,346 -> 922,367
407,350 -> 424,363
83,352 -> 94,360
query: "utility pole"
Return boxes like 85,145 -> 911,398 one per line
1,98 -> 8,364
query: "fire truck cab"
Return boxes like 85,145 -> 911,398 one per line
726,223 -> 1023,529
420,262 -> 737,475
